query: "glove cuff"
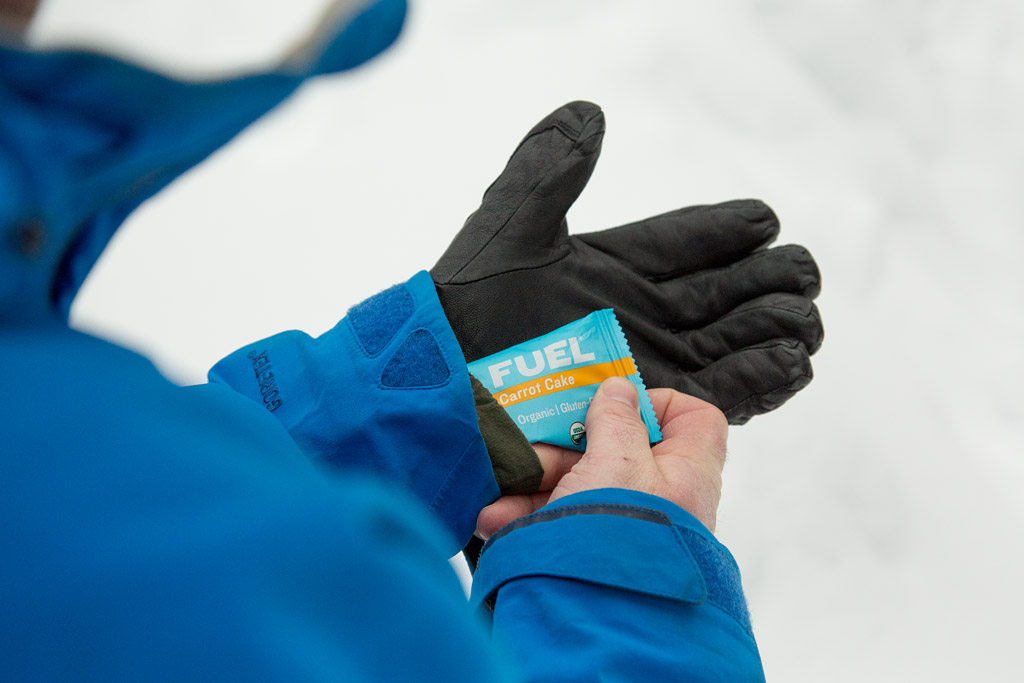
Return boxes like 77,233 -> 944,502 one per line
470,374 -> 543,496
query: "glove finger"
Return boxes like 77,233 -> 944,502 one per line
689,339 -> 814,425
576,199 -> 780,279
432,101 -> 605,283
679,293 -> 824,368
660,244 -> 821,328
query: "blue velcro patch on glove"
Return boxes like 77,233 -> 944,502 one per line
381,330 -> 450,388
347,284 -> 414,357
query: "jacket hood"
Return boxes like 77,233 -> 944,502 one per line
0,0 -> 405,324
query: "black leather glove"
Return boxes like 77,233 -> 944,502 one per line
432,101 -> 823,425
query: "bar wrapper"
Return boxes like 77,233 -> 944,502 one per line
467,309 -> 662,451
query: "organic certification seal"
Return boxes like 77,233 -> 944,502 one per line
569,421 -> 586,446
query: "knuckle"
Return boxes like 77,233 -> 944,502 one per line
699,407 -> 729,465
586,402 -> 651,458
610,419 -> 650,454
591,403 -> 645,436
602,398 -> 645,424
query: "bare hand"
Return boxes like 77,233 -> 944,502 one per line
476,377 -> 728,539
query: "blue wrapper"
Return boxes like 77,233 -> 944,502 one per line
467,310 -> 662,451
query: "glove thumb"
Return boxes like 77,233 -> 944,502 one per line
432,101 -> 605,284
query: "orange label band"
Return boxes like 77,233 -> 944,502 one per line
493,357 -> 638,407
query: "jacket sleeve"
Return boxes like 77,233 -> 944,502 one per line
470,488 -> 765,683
207,270 -> 499,553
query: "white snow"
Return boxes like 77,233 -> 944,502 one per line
29,0 -> 1024,680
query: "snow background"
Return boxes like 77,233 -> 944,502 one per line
28,0 -> 1024,680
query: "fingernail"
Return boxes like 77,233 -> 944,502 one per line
602,377 -> 639,410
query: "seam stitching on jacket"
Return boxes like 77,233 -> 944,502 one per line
483,502 -> 673,551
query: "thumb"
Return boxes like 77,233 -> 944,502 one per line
432,101 -> 605,284
565,377 -> 657,497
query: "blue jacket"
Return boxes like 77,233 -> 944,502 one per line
0,1 -> 764,679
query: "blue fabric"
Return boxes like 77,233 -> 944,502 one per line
209,271 -> 499,553
381,329 -> 450,387
472,501 -> 709,608
474,489 -> 765,682
347,281 -> 414,356
0,0 -> 407,323
1,322 -> 514,682
1,2 -> 764,678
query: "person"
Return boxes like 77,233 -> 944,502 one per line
1,0 -> 823,680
